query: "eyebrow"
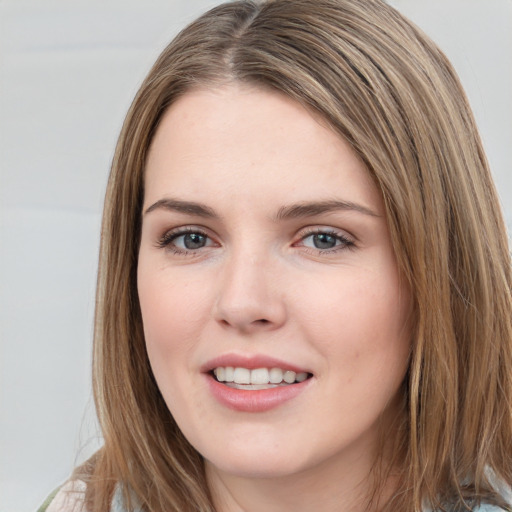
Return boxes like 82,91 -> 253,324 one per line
274,199 -> 379,220
144,198 -> 217,217
143,197 -> 379,219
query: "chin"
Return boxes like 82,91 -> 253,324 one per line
206,455 -> 307,480
200,435 -> 319,480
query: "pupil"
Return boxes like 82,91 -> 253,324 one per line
184,233 -> 206,249
314,233 -> 336,249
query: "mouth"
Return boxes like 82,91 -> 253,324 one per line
202,355 -> 314,411
211,366 -> 313,390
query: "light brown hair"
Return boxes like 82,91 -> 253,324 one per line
80,1 -> 512,510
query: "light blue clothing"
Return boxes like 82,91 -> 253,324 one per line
39,480 -> 511,511
111,486 -> 142,512
110,487 -> 512,512
109,485 -> 512,512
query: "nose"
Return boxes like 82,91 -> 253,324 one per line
212,250 -> 287,334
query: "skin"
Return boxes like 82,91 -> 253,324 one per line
137,84 -> 412,511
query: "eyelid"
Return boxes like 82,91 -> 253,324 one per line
295,225 -> 355,240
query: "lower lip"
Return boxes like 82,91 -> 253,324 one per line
205,374 -> 312,412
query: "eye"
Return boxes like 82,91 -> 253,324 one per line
174,232 -> 208,250
156,227 -> 217,254
297,228 -> 355,252
304,232 -> 339,250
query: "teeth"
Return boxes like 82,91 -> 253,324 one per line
296,372 -> 308,382
269,367 -> 283,384
215,367 -> 225,382
283,370 -> 296,384
213,366 -> 309,385
233,367 -> 251,384
251,368 -> 270,385
224,367 -> 234,382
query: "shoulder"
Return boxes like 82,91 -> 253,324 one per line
38,480 -> 138,512
37,480 -> 87,512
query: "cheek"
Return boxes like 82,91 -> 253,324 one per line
137,272 -> 196,401
138,265 -> 207,348
137,267 -> 207,414
300,269 -> 409,333
295,267 -> 411,375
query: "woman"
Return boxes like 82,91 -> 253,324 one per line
40,0 -> 512,510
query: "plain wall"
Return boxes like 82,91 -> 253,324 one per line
0,1 -> 510,511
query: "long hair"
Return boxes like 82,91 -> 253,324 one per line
81,1 -> 512,510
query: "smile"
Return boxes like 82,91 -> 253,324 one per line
202,355 -> 314,412
213,367 -> 310,388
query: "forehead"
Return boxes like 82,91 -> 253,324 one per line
143,84 -> 381,215
148,84 -> 336,158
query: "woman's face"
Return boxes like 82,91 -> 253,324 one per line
138,85 -> 412,481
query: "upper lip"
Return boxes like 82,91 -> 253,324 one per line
201,353 -> 311,375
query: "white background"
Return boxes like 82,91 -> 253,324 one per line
0,1 -> 510,511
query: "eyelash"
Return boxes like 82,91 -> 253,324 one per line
156,227 -> 355,256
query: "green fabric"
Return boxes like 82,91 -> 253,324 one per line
37,486 -> 61,512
